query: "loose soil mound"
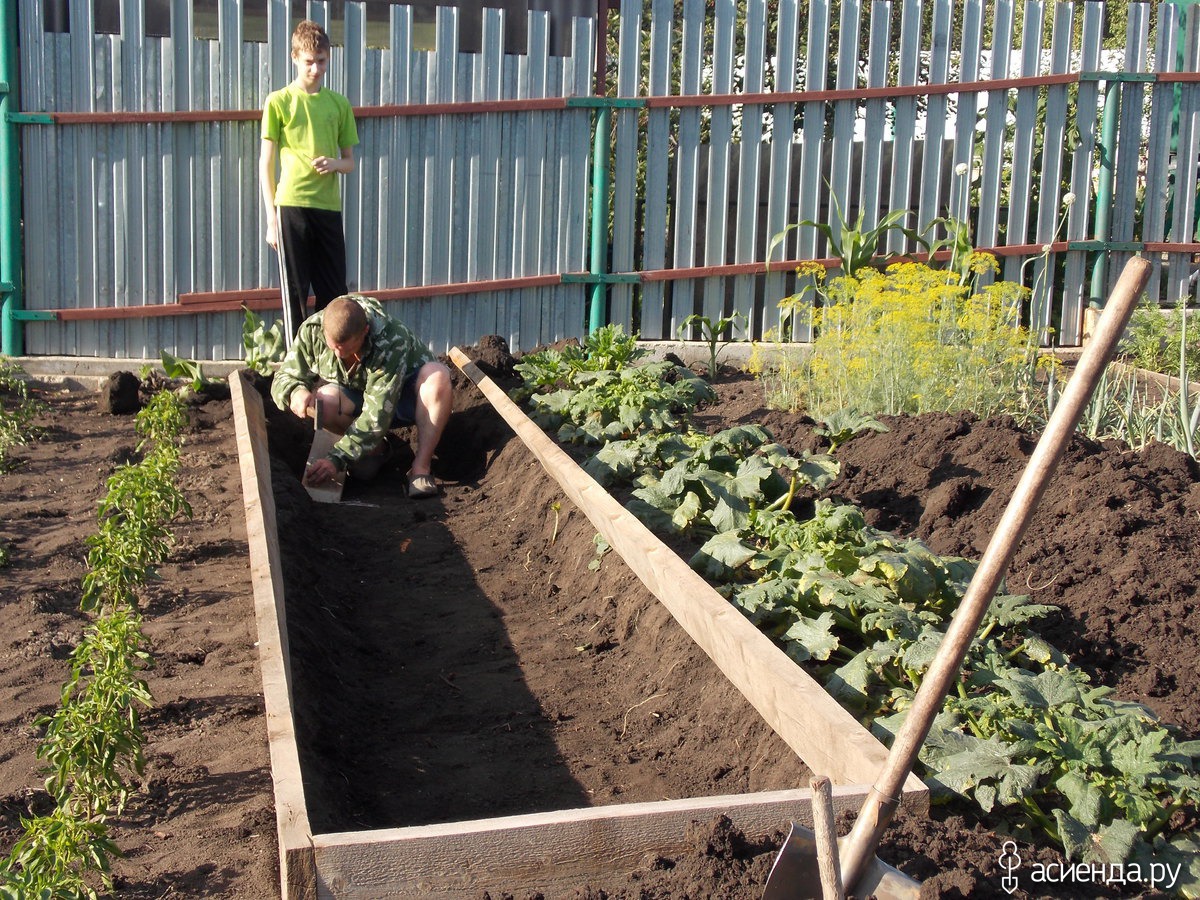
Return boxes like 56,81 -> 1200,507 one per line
2,352 -> 1196,898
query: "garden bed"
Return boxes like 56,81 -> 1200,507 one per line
2,348 -> 1197,898
232,350 -> 924,897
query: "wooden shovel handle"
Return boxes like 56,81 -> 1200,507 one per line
838,256 -> 1152,891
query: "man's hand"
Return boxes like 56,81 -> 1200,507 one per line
304,457 -> 339,486
265,216 -> 278,249
290,388 -> 314,420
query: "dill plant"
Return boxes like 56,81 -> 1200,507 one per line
779,262 -> 1036,419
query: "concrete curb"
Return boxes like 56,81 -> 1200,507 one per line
8,356 -> 245,391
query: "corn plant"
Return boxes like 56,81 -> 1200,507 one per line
159,350 -> 210,393
242,307 -> 286,374
768,190 -> 924,279
678,311 -> 745,381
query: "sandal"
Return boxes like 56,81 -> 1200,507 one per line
407,472 -> 439,498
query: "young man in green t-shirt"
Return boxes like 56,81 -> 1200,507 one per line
259,20 -> 359,343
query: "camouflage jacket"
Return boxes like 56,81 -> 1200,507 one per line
270,294 -> 434,468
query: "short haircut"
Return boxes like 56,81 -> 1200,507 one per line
323,297 -> 368,343
292,20 -> 330,57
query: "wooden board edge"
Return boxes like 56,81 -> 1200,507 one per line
229,372 -> 318,900
310,785 -> 918,898
449,348 -> 926,798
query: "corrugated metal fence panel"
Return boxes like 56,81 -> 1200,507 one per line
760,0 -> 800,340
16,0 -> 593,358
1059,3 -> 1104,345
883,0 -> 922,256
610,0 -> 643,332
1027,3 -> 1073,345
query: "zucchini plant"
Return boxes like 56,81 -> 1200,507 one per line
517,345 -> 1200,898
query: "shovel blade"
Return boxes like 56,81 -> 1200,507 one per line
762,823 -> 922,900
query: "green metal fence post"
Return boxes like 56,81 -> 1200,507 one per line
0,0 -> 23,356
588,104 -> 611,335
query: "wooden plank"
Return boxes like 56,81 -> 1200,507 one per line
884,0 -> 920,256
311,785 -> 920,899
449,348 -> 927,798
637,0 -> 675,338
828,0 -> 860,228
1001,1 -> 1044,284
731,0 -> 767,332
700,0 -> 735,326
228,372 -> 317,900
916,0 -> 952,237
670,0 -> 705,333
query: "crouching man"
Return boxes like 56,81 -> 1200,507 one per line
270,293 -> 451,498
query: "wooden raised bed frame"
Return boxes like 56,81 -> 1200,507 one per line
229,365 -> 927,900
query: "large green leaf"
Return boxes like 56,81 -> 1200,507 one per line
1055,771 -> 1106,828
671,491 -> 703,531
781,612 -> 839,662
995,668 -> 1091,710
984,592 -> 1060,628
825,649 -> 875,707
692,532 -> 757,581
923,733 -> 1049,811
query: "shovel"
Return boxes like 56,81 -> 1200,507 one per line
762,255 -> 1152,899
303,393 -> 347,503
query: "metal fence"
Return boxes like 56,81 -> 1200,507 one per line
9,0 -> 595,359
3,0 -> 1200,360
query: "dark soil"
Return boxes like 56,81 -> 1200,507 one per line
2,342 -> 1197,898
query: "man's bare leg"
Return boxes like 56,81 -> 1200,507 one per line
409,361 -> 452,478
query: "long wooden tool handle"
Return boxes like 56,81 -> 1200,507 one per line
838,256 -> 1152,891
811,776 -> 846,900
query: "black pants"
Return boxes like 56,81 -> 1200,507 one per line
276,206 -> 347,340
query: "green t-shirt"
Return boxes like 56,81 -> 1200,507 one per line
262,84 -> 359,212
